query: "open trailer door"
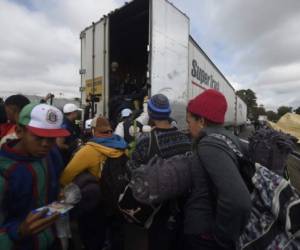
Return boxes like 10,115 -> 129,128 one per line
80,17 -> 109,118
150,0 -> 190,127
108,0 -> 149,123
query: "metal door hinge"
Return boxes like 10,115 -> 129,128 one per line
79,69 -> 86,75
80,32 -> 86,39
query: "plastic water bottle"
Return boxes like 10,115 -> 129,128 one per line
63,183 -> 81,204
56,213 -> 71,250
55,183 -> 81,250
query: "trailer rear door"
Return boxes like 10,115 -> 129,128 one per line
150,0 -> 189,127
150,0 -> 189,101
80,18 -> 109,118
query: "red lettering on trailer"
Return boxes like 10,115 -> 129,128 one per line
192,81 -> 207,90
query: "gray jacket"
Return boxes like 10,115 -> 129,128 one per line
184,126 -> 251,248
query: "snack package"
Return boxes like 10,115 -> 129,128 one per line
34,201 -> 73,217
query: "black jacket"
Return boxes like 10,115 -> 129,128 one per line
184,126 -> 251,248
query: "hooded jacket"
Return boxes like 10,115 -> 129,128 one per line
184,125 -> 251,248
0,140 -> 64,250
60,134 -> 127,186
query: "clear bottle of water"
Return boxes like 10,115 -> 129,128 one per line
56,213 -> 71,250
55,183 -> 81,250
63,183 -> 81,204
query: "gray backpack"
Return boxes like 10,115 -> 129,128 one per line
207,133 -> 300,250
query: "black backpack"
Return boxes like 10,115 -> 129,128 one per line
118,130 -> 163,228
248,128 -> 296,177
72,171 -> 101,216
99,154 -> 129,215
119,130 -> 185,229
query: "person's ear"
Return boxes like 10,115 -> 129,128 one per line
15,125 -> 25,138
197,117 -> 206,130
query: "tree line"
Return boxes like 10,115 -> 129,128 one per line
236,89 -> 300,122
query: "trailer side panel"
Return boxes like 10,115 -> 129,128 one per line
80,19 -> 107,117
188,38 -> 237,126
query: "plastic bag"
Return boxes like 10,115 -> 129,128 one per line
63,183 -> 81,204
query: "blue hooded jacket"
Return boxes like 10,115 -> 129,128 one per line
89,134 -> 127,149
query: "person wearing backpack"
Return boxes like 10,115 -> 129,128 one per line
124,94 -> 191,250
60,116 -> 128,250
115,108 -> 137,143
184,89 -> 251,250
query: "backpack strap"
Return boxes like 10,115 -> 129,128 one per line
132,120 -> 144,140
123,118 -> 134,143
207,133 -> 244,158
147,129 -> 162,159
200,133 -> 255,192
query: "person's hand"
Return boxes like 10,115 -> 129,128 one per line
45,93 -> 54,101
58,191 -> 65,202
18,209 -> 59,239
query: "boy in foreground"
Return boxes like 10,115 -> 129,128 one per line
0,103 -> 70,250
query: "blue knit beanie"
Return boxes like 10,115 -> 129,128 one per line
147,94 -> 171,120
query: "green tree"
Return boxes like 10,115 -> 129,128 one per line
252,104 -> 267,121
277,106 -> 292,118
257,105 -> 266,114
294,107 -> 300,115
266,110 -> 278,122
236,89 -> 257,119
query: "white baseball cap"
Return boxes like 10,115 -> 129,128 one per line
18,103 -> 70,137
63,103 -> 81,114
121,108 -> 132,118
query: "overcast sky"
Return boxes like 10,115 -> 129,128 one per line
1,0 -> 300,110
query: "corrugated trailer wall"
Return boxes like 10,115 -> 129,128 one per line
150,0 -> 190,128
80,18 -> 108,117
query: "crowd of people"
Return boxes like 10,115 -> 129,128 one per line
0,90 -> 261,250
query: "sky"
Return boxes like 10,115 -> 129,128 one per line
1,0 -> 300,111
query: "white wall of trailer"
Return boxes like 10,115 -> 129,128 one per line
150,0 -> 190,101
236,96 -> 247,126
150,0 -> 190,128
188,38 -> 237,126
80,19 -> 108,117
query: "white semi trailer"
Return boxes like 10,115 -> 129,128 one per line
79,0 -> 247,130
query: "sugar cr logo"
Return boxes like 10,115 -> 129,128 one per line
191,59 -> 220,90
